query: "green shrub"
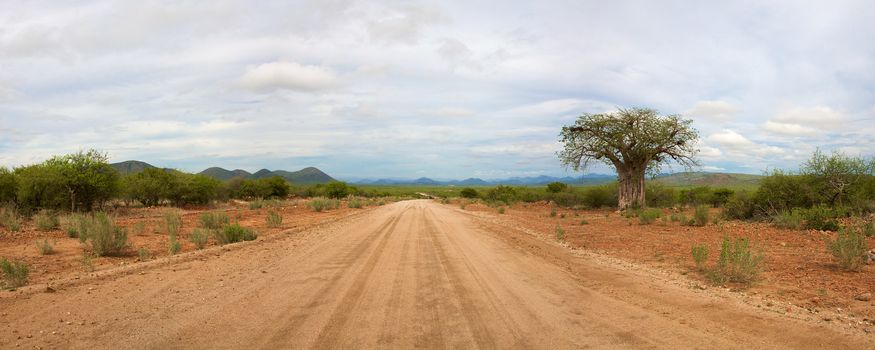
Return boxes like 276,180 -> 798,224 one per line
485,185 -> 518,204
33,210 -> 59,231
691,244 -> 709,271
863,221 -> 874,237
266,210 -> 282,228
189,229 -> 209,249
0,258 -> 29,288
772,210 -> 804,230
460,188 -> 479,198
163,210 -> 182,236
801,205 -> 839,231
214,224 -> 257,244
722,192 -> 754,220
36,239 -> 53,255
580,219 -> 589,225
497,207 -> 505,214
137,247 -> 150,261
324,181 -> 351,199
583,183 -> 618,208
249,200 -> 264,210
638,208 -> 661,225
308,198 -> 339,212
83,212 -> 129,257
168,236 -> 182,255
549,207 -> 557,217
546,182 -> 567,193
753,170 -> 815,216
827,228 -> 867,271
348,199 -> 363,209
693,205 -> 709,226
555,224 -> 565,242
708,237 -> 763,284
670,213 -> 684,223
80,252 -> 95,271
0,205 -> 21,232
199,211 -> 229,230
61,213 -> 85,238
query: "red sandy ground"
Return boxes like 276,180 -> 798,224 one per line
458,200 -> 875,322
0,199 -> 369,288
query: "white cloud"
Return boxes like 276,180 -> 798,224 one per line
761,121 -> 817,136
238,62 -> 337,92
707,129 -> 785,157
686,100 -> 738,122
770,106 -> 846,129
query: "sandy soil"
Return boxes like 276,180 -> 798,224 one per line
1,200 -> 872,349
460,200 -> 875,326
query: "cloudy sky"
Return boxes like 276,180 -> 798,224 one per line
1,1 -> 874,180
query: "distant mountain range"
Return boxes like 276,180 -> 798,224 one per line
110,161 -> 762,188
110,161 -> 336,184
351,172 -> 764,187
353,174 -> 617,186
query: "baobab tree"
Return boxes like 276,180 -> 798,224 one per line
558,107 -> 699,210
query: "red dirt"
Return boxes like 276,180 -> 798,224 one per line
0,199 -> 366,287
459,200 -> 875,323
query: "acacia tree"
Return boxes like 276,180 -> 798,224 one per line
558,108 -> 699,210
800,149 -> 875,207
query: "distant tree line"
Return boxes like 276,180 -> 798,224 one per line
0,150 -> 372,214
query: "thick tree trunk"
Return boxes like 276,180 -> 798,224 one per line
617,168 -> 645,210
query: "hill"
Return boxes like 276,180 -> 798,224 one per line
269,167 -> 335,184
199,167 -> 252,181
110,160 -> 157,175
199,166 -> 335,184
654,172 -> 762,188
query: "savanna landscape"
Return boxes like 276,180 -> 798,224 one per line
3,1 -> 875,349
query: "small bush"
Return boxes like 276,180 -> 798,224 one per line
497,207 -> 505,214
691,244 -> 709,271
137,247 -> 151,261
460,203 -> 466,210
772,210 -> 804,230
34,210 -> 59,231
670,213 -> 684,223
189,229 -> 209,249
709,237 -> 763,284
693,205 -> 709,226
863,221 -> 874,237
722,192 -> 754,220
801,205 -> 839,231
348,199 -> 363,209
827,228 -> 867,271
214,224 -> 257,245
638,209 -> 661,225
0,258 -> 29,288
249,200 -> 264,210
168,236 -> 181,255
81,252 -> 94,271
266,210 -> 283,228
579,219 -> 588,225
549,207 -> 557,217
36,239 -> 53,255
61,214 -> 85,238
555,224 -> 565,242
309,198 -> 339,212
460,188 -> 479,198
199,212 -> 229,230
163,210 -> 182,236
83,213 -> 129,257
0,205 -> 21,232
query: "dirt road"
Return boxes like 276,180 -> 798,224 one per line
1,200 -> 872,349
